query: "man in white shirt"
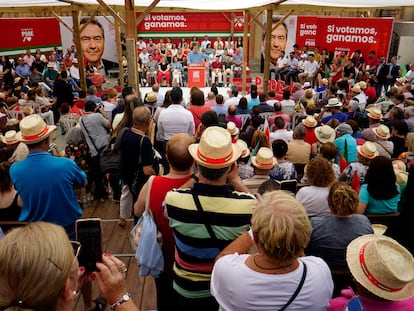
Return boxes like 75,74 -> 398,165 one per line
269,116 -> 293,144
139,48 -> 150,65
69,58 -> 80,86
157,87 -> 195,141
200,35 -> 211,50
298,53 -> 319,85
224,85 -> 241,108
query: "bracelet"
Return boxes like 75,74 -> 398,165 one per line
110,293 -> 131,310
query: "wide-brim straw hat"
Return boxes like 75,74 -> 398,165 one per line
346,234 -> 414,301
314,125 -> 335,143
251,147 -> 277,170
357,141 -> 378,159
302,115 -> 318,128
367,107 -> 383,120
145,91 -> 158,104
188,126 -> 242,169
16,114 -> 56,144
236,139 -> 250,158
325,98 -> 342,108
372,125 -> 390,140
1,130 -> 19,145
227,121 -> 239,137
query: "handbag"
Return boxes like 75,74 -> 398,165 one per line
130,176 -> 163,276
99,137 -> 121,174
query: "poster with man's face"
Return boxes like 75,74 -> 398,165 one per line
80,21 -> 105,68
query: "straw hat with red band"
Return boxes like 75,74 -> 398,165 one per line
227,121 -> 239,137
346,234 -> 414,301
188,126 -> 242,169
251,147 -> 277,170
236,139 -> 250,158
302,115 -> 318,128
357,141 -> 378,159
16,114 -> 56,144
1,130 -> 19,145
372,124 -> 390,140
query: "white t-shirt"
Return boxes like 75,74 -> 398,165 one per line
296,185 -> 330,217
211,254 -> 333,311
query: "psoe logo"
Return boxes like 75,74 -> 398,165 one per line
21,28 -> 34,42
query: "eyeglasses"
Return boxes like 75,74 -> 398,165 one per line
81,36 -> 104,43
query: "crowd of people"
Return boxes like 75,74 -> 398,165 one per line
1,29 -> 414,310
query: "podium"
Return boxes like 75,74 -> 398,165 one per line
187,63 -> 205,88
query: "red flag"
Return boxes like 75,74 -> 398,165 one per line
351,170 -> 360,193
339,154 -> 348,172
264,117 -> 270,143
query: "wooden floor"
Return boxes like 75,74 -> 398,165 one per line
75,198 -> 157,311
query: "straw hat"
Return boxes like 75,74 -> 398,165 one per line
393,160 -> 408,185
47,62 -> 55,68
372,125 -> 390,140
188,126 -> 242,169
1,130 -> 19,145
227,121 -> 239,137
321,78 -> 329,86
325,98 -> 342,108
236,139 -> 250,158
302,115 -> 318,128
303,81 -> 311,88
371,224 -> 387,235
358,81 -> 367,90
16,114 -> 56,144
367,107 -> 383,120
357,141 -> 378,159
145,92 -> 157,104
251,147 -> 277,170
351,85 -> 361,93
314,125 -> 335,143
346,234 -> 414,301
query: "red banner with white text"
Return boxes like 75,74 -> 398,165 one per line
137,12 -> 246,37
0,18 -> 61,55
294,16 -> 393,58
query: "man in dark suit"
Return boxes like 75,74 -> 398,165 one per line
385,56 -> 400,90
375,55 -> 388,97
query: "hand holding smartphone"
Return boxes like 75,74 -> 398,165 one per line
76,218 -> 103,272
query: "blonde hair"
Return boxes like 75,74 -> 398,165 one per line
253,191 -> 311,261
328,182 -> 358,216
0,222 -> 74,311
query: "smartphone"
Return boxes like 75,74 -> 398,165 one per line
76,218 -> 102,272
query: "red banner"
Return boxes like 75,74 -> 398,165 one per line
137,12 -> 245,36
295,16 -> 393,58
0,18 -> 61,52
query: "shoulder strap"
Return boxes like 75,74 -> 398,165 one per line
80,117 -> 99,152
279,262 -> 307,311
145,175 -> 155,214
191,191 -> 218,241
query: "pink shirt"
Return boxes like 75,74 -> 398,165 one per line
328,288 -> 414,311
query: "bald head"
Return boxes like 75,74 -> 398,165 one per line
133,106 -> 151,127
228,104 -> 237,116
207,92 -> 215,100
166,134 -> 195,172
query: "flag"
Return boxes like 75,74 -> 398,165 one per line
264,117 -> 270,143
351,170 -> 360,193
339,154 -> 349,172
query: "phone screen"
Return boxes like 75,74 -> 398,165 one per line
76,219 -> 102,272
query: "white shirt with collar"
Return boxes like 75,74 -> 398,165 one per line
157,104 -> 195,141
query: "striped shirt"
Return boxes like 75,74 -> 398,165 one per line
166,183 -> 255,299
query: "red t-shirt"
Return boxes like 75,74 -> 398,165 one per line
149,175 -> 192,275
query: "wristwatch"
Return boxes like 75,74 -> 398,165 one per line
110,293 -> 131,310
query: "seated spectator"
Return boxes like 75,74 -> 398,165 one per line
211,94 -> 227,117
236,97 -> 250,115
286,123 -> 311,164
390,121 -> 408,158
269,117 -> 293,144
372,124 -> 393,159
296,157 -> 335,217
328,234 -> 414,311
85,85 -> 101,104
334,123 -> 358,163
302,115 -> 318,146
269,139 -> 296,181
340,141 -> 377,183
306,182 -> 373,269
257,93 -> 273,113
236,139 -> 253,180
187,88 -> 211,133
268,102 -> 290,129
211,191 -> 334,310
243,147 -> 276,193
302,142 -> 340,183
226,104 -> 242,129
313,124 -> 336,157
0,221 -> 140,311
239,115 -> 261,149
358,156 -> 401,215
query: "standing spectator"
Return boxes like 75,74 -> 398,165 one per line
10,115 -> 86,238
157,87 -> 194,143
166,126 -> 255,310
80,100 -> 111,201
134,134 -> 195,311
